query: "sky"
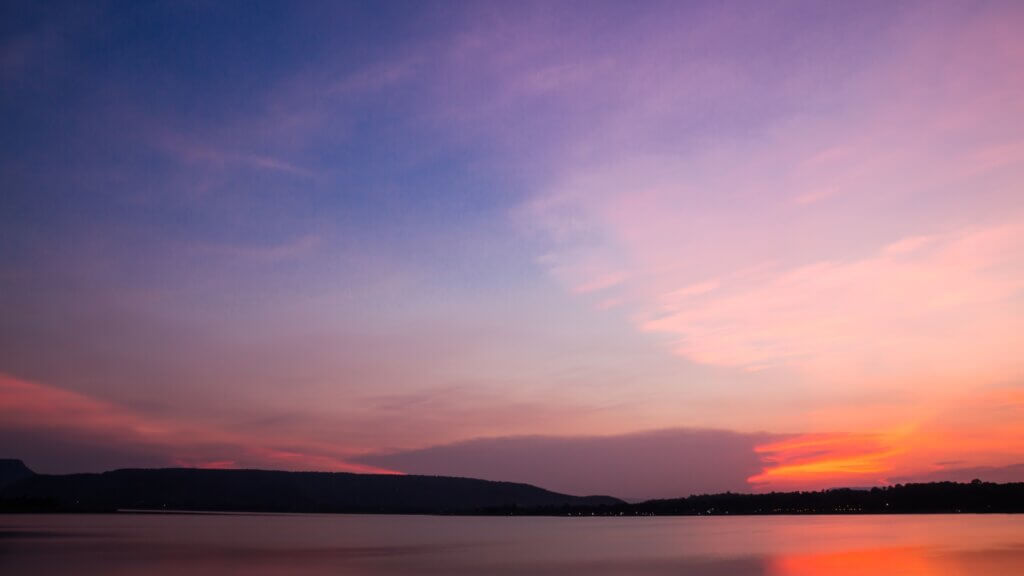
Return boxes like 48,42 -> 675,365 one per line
1,0 -> 1022,500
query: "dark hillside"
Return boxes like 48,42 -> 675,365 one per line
0,459 -> 34,490
0,466 -> 621,513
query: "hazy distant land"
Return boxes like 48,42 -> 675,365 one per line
2,459 -> 1021,515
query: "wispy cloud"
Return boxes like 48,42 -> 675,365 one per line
0,373 -> 396,474
750,433 -> 897,489
642,223 -> 1023,379
326,58 -> 419,96
517,1 -> 1024,391
152,127 -> 315,178
191,234 -> 322,263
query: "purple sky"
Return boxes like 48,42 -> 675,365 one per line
1,0 -> 1022,499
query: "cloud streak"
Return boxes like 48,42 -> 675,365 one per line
0,373 -> 396,475
642,223 -> 1023,379
518,0 -> 1024,395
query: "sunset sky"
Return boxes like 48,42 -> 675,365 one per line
2,0 -> 1022,499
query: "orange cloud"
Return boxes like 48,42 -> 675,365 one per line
750,387 -> 1024,490
749,433 -> 898,490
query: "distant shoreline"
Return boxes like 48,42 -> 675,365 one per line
2,506 -> 1024,516
2,459 -> 1022,516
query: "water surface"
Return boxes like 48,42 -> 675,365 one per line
1,513 -> 1022,574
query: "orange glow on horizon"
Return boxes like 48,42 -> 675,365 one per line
5,370 -> 1023,490
749,387 -> 1024,490
749,433 -> 900,490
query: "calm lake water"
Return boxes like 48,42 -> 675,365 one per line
1,513 -> 1022,574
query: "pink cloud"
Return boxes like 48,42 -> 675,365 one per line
192,233 -> 322,263
0,373 -> 397,474
793,186 -> 840,206
641,224 -> 1023,381
153,128 -> 314,178
520,1 -> 1024,392
572,271 -> 627,294
507,5 -> 1024,485
666,280 -> 720,300
882,235 -> 936,255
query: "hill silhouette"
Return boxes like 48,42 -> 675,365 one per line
0,460 -> 620,513
2,459 -> 1022,515
0,459 -> 34,490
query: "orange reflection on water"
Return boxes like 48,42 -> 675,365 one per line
770,547 -> 956,576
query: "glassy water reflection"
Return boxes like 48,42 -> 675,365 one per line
1,513 -> 1021,574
